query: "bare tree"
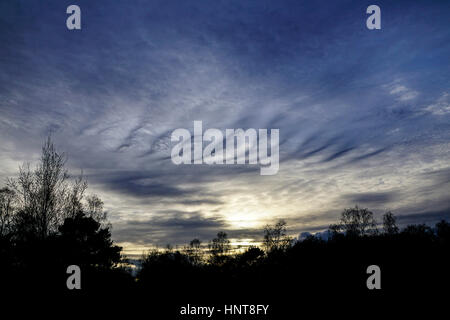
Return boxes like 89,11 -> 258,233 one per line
86,194 -> 106,222
383,211 -> 399,234
186,238 -> 203,265
329,206 -> 378,237
65,175 -> 87,218
190,238 -> 201,249
7,137 -> 87,237
0,188 -> 15,236
209,232 -> 231,256
263,219 -> 292,252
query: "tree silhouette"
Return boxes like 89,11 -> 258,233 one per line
208,231 -> 231,264
383,211 -> 399,234
329,206 -> 377,237
0,137 -> 129,292
1,137 -> 449,301
0,188 -> 15,237
58,212 -> 122,269
401,223 -> 434,241
186,238 -> 203,265
436,220 -> 450,244
6,137 -> 85,238
209,232 -> 231,255
263,219 -> 292,252
238,246 -> 264,265
86,194 -> 107,222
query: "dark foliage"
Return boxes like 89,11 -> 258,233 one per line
1,139 -> 448,315
0,138 -> 133,295
135,214 -> 449,304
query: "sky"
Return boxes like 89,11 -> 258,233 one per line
1,0 -> 449,257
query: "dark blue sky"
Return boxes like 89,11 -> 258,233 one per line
1,0 -> 449,255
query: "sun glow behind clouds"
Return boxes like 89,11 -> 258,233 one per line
0,0 -> 449,256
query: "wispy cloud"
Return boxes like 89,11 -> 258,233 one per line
1,0 -> 449,252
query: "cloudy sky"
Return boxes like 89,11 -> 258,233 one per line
1,0 -> 449,256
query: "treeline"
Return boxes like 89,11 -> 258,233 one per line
1,139 -> 448,300
139,207 -> 449,268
